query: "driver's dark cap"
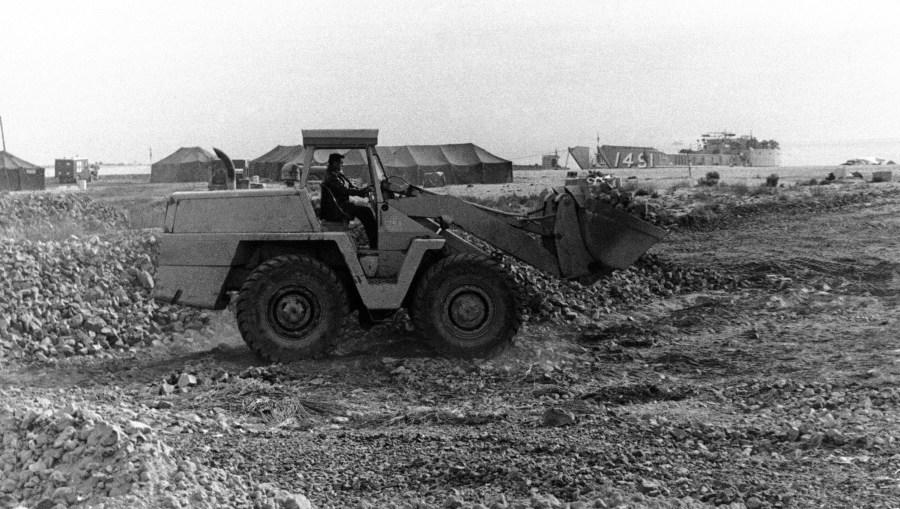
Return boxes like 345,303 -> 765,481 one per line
327,153 -> 344,167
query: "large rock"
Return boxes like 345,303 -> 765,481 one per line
541,407 -> 576,427
278,492 -> 313,509
136,270 -> 155,290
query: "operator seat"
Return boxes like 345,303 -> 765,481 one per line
319,185 -> 352,231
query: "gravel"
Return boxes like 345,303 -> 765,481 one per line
0,388 -> 312,509
2,184 -> 899,508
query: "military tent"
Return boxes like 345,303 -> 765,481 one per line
378,146 -> 421,185
398,146 -> 452,184
275,143 -> 512,186
150,147 -> 221,183
388,144 -> 511,185
337,148 -> 372,183
282,147 -> 420,184
248,145 -> 304,181
0,151 -> 45,191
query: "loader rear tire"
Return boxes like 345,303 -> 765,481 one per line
411,254 -> 520,358
235,255 -> 347,362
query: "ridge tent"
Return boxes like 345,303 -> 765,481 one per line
401,143 -> 512,185
280,148 -> 377,184
248,145 -> 304,181
0,150 -> 45,191
378,146 -> 421,185
269,143 -> 512,186
402,145 -> 452,177
470,144 -> 514,184
438,144 -> 482,184
150,147 -> 221,183
336,148 -> 371,183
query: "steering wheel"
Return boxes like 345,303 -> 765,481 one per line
381,175 -> 413,198
364,184 -> 377,208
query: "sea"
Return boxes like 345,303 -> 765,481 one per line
779,138 -> 900,166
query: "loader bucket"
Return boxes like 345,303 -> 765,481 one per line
579,200 -> 667,272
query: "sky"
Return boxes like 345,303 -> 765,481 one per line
1,0 -> 899,166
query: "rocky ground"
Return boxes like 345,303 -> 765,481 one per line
1,180 -> 899,508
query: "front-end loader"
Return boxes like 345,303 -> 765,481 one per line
153,130 -> 666,361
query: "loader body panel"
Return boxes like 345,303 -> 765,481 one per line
154,231 -> 444,310
164,188 -> 320,234
156,265 -> 232,308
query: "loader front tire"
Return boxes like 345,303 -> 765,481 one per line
411,254 -> 520,358
235,255 -> 346,362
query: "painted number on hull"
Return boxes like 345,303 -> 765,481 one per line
612,152 -> 653,168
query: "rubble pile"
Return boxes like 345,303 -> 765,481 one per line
0,193 -> 128,236
659,185 -> 896,229
0,400 -> 175,508
574,175 -> 898,229
0,231 -> 207,362
0,396 -> 312,509
583,177 -> 663,224
507,253 -> 737,323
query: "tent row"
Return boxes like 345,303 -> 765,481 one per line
248,143 -> 512,186
150,143 -> 513,185
376,144 -> 512,185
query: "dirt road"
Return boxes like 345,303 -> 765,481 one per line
2,183 -> 899,508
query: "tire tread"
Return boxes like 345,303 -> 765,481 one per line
235,254 -> 347,362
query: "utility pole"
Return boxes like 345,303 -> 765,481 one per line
0,115 -> 9,192
1,115 -> 6,152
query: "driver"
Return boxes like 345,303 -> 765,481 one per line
321,153 -> 378,249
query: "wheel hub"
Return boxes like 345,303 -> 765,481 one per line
447,286 -> 490,332
270,289 -> 316,338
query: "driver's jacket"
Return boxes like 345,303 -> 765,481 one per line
321,171 -> 368,222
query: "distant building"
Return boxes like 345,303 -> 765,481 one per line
541,154 -> 560,169
684,132 -> 781,167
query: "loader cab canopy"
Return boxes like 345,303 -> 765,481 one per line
307,148 -> 384,184
296,130 -> 384,188
301,129 -> 378,149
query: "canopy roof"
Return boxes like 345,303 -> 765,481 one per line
0,150 -> 41,170
152,147 -> 217,166
302,129 -> 378,148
